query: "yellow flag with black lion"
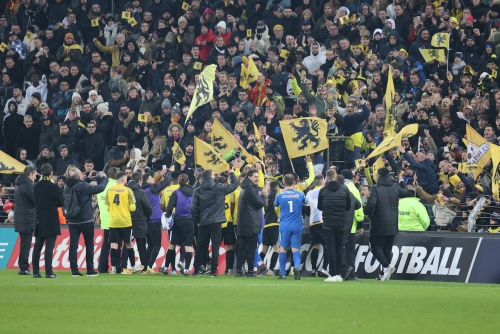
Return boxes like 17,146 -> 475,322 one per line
280,117 -> 328,159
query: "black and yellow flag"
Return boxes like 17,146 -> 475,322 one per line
194,137 -> 229,174
372,156 -> 385,182
173,141 -> 186,164
280,117 -> 328,159
0,150 -> 28,174
187,64 -> 216,120
466,124 -> 491,173
253,123 -> 266,159
211,119 -> 260,165
431,33 -> 449,48
240,57 -> 259,89
419,48 -> 446,62
490,144 -> 500,200
384,66 -> 397,138
366,124 -> 419,160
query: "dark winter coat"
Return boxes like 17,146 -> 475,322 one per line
128,180 -> 152,239
139,96 -> 162,117
34,179 -> 64,238
39,123 -> 59,150
95,112 -> 114,146
16,126 -> 40,160
191,173 -> 237,225
50,134 -> 75,157
65,176 -> 108,224
14,173 -> 35,233
318,181 -> 351,228
237,177 -> 266,237
36,153 -> 57,172
55,155 -> 73,176
403,152 -> 439,195
364,175 -> 413,236
82,132 -> 104,170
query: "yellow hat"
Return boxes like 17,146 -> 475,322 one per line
273,24 -> 284,31
449,17 -> 458,24
399,48 -> 408,56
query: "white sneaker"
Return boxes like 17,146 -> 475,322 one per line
136,264 -> 144,271
381,265 -> 395,281
334,275 -> 343,282
324,276 -> 337,282
319,268 -> 330,277
110,267 -> 116,275
177,262 -> 185,272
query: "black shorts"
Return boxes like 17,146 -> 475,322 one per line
310,224 -> 325,246
222,222 -> 237,246
170,218 -> 194,247
262,225 -> 279,246
109,227 -> 134,244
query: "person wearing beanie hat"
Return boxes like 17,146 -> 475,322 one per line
57,32 -> 83,63
162,98 -> 172,110
3,200 -> 14,212
216,21 -> 231,45
178,16 -> 188,26
30,92 -> 42,103
97,102 -> 109,113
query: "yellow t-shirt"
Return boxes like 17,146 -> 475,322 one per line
231,187 -> 242,226
160,184 -> 180,207
105,185 -> 136,228
222,195 -> 232,228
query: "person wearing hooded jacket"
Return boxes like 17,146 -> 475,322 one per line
3,101 -> 24,157
14,166 -> 37,275
127,172 -> 153,274
364,167 -> 413,281
409,27 -> 432,63
302,42 -> 326,75
191,167 -> 238,277
194,24 -> 216,61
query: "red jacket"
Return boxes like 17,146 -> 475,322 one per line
217,31 -> 232,47
248,79 -> 271,106
194,29 -> 216,61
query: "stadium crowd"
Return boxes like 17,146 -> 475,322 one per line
2,0 -> 500,279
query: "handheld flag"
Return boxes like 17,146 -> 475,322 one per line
384,66 -> 397,138
247,57 -> 259,85
419,48 -> 446,62
194,137 -> 229,174
372,156 -> 385,182
0,150 -> 29,174
172,141 -> 186,164
187,64 -> 216,121
366,124 -> 419,160
490,144 -> 500,200
466,123 -> 491,171
431,33 -> 449,48
253,123 -> 266,159
280,117 -> 328,159
211,119 -> 260,165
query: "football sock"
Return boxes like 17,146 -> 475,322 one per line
165,249 -> 175,271
279,252 -> 287,277
179,246 -> 186,264
111,249 -> 119,268
311,248 -> 318,271
184,252 -> 192,271
226,250 -> 235,271
293,251 -> 301,268
260,252 -> 266,262
270,252 -> 279,270
127,248 -> 135,267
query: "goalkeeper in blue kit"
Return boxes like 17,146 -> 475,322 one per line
274,174 -> 308,280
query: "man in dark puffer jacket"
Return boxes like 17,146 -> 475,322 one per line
364,167 -> 413,282
191,167 -> 237,277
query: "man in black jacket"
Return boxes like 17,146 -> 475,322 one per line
364,167 -> 413,281
81,120 -> 104,171
318,169 -> 351,282
66,167 -> 108,276
235,169 -> 269,277
32,164 -> 64,278
14,166 -> 37,275
191,167 -> 237,277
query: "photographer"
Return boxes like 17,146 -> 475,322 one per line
107,136 -> 129,171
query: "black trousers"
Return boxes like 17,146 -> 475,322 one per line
69,223 -> 94,273
193,224 -> 221,274
236,234 -> 258,273
324,226 -> 344,277
147,222 -> 162,268
18,232 -> 33,271
98,229 -> 110,273
369,235 -> 395,269
342,229 -> 357,273
32,236 -> 56,275
136,238 -> 148,269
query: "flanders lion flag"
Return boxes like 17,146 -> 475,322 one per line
194,137 -> 229,174
431,32 -> 449,48
187,64 -> 217,120
419,48 -> 446,63
466,124 -> 490,171
211,119 -> 260,165
172,141 -> 186,164
240,57 -> 259,89
280,117 -> 328,159
372,156 -> 385,182
0,150 -> 27,174
384,66 -> 397,138
365,124 -> 419,160
253,123 -> 266,159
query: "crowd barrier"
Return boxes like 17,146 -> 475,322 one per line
1,226 -> 499,283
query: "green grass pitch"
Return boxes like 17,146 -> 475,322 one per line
0,270 -> 499,333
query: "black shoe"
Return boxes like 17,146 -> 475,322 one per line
86,271 -> 99,277
342,266 -> 353,281
293,267 -> 301,280
234,271 -> 245,277
191,272 -> 200,277
18,270 -> 32,275
45,274 -> 58,279
278,275 -> 286,279
33,273 -> 42,278
351,276 -> 362,281
210,273 -> 218,277
71,272 -> 83,277
257,264 -> 268,275
246,272 -> 259,277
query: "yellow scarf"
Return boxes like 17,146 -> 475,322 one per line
63,43 -> 83,61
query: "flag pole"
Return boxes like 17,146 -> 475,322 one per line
446,33 -> 450,75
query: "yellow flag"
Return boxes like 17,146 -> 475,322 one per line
187,64 -> 216,120
372,156 -> 385,182
366,124 -> 419,160
194,137 -> 229,174
364,167 -> 373,185
490,144 -> 500,200
458,162 -> 483,180
211,119 -> 258,164
431,33 -> 449,48
0,150 -> 29,174
419,48 -> 446,62
247,57 -> 259,85
173,141 -> 186,164
384,66 -> 397,138
240,63 -> 249,89
339,15 -> 349,25
466,123 -> 491,171
252,123 -> 266,159
355,159 -> 366,170
280,117 -> 329,159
